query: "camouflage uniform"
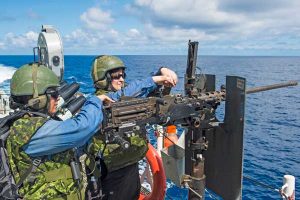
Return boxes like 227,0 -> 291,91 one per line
6,63 -> 87,199
7,116 -> 83,199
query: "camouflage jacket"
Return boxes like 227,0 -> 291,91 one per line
6,115 -> 83,200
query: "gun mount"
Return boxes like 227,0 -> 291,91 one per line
101,41 -> 298,200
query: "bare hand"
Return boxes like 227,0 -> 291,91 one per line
152,75 -> 176,87
160,67 -> 178,85
97,95 -> 115,105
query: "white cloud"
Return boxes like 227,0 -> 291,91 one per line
2,1 -> 298,55
125,0 -> 259,47
62,0 -> 299,54
61,6 -> 125,53
64,29 -> 99,45
63,28 -> 123,52
124,0 -> 300,54
25,31 -> 38,41
2,31 -> 38,48
80,7 -> 114,30
144,24 -> 217,42
126,28 -> 141,38
132,0 -> 300,31
133,0 -> 244,28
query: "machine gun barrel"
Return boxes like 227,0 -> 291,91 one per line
196,81 -> 298,101
246,81 -> 298,94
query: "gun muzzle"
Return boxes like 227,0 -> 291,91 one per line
156,98 -> 167,105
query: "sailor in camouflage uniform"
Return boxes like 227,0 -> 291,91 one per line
6,63 -> 113,199
89,55 -> 177,200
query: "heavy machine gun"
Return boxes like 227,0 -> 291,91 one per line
102,91 -> 224,148
101,41 -> 297,200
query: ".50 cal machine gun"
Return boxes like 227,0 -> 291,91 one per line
101,41 -> 297,200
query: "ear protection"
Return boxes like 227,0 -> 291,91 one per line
92,55 -> 107,90
9,95 -> 49,111
9,96 -> 23,110
94,72 -> 112,90
27,95 -> 48,110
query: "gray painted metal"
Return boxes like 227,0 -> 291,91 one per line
194,74 -> 215,93
161,143 -> 185,186
204,76 -> 246,200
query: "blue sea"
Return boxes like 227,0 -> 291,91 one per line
0,55 -> 299,199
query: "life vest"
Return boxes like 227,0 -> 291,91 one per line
6,115 -> 84,199
88,90 -> 148,172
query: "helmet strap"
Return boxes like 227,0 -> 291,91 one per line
106,73 -> 113,91
32,63 -> 39,99
46,94 -> 53,115
30,64 -> 50,111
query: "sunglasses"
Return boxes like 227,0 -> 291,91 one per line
111,72 -> 126,80
46,88 -> 59,98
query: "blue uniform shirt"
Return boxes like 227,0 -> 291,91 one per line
23,96 -> 103,157
23,77 -> 158,157
106,77 -> 158,100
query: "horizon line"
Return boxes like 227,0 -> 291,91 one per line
0,54 -> 299,57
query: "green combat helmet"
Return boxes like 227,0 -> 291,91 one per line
91,55 -> 125,89
11,63 -> 59,96
10,63 -> 59,109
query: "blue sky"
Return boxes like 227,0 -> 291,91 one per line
0,0 -> 299,55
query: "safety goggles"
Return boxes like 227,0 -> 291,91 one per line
111,72 -> 126,80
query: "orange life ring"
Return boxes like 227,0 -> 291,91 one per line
139,143 -> 166,200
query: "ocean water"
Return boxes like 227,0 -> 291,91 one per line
0,55 -> 299,199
